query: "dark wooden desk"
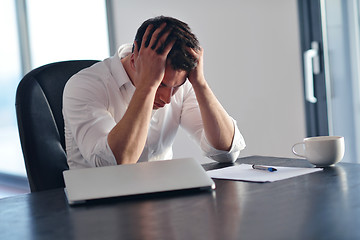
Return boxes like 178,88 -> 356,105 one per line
1,156 -> 360,240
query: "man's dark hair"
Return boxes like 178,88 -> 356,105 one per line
133,16 -> 200,72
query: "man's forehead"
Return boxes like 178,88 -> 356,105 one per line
163,65 -> 188,87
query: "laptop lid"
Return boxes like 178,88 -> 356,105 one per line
63,158 -> 215,205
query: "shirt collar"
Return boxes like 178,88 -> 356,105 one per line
110,43 -> 133,88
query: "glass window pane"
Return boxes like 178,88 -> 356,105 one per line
27,0 -> 109,68
323,0 -> 360,163
0,0 -> 26,175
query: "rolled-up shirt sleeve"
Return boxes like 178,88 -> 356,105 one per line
63,74 -> 117,168
199,118 -> 245,162
179,82 -> 246,163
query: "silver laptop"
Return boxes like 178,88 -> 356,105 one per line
63,158 -> 215,205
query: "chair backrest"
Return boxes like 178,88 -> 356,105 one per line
16,60 -> 99,192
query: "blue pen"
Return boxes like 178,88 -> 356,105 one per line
252,164 -> 277,172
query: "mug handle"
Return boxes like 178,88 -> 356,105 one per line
292,142 -> 306,158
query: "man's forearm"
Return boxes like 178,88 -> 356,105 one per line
107,87 -> 156,164
186,47 -> 234,151
191,79 -> 234,151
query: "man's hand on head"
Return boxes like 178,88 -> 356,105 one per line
132,23 -> 175,91
187,46 -> 206,87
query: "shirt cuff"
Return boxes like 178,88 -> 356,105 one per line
200,118 -> 246,163
92,136 -> 117,167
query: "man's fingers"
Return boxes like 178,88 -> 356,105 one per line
187,46 -> 203,61
142,24 -> 153,49
148,23 -> 167,49
187,46 -> 199,56
154,27 -> 173,53
162,39 -> 176,55
138,22 -> 175,57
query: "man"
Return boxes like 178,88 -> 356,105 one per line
63,16 -> 245,169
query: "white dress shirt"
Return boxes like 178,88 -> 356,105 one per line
63,44 -> 246,169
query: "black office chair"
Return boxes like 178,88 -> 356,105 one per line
15,60 -> 99,192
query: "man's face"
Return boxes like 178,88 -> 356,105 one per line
153,64 -> 187,109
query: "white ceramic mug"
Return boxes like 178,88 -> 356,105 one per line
292,136 -> 345,167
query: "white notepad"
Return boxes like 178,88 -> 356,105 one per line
207,164 -> 322,182
63,158 -> 215,205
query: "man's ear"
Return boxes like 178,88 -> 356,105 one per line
130,53 -> 136,70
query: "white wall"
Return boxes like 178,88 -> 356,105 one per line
110,0 -> 306,162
